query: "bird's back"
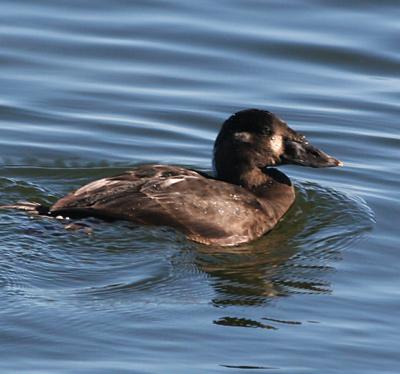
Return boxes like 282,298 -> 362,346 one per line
50,164 -> 278,245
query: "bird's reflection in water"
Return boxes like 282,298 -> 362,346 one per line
184,183 -> 374,328
195,216 -> 331,309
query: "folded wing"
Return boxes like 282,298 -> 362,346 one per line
51,164 -> 274,245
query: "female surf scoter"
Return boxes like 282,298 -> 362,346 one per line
2,109 -> 342,246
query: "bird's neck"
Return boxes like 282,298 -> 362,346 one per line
217,164 -> 295,218
216,162 -> 285,189
236,165 -> 268,190
246,168 -> 296,220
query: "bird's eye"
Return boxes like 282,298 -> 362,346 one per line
261,127 -> 271,136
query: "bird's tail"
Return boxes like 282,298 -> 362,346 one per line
0,201 -> 50,215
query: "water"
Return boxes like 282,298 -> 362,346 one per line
0,0 -> 398,372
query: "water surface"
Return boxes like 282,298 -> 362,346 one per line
0,0 -> 398,373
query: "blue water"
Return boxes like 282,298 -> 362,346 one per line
0,0 -> 399,372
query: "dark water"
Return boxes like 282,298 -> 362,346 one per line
0,0 -> 398,372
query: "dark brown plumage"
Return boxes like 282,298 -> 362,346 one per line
1,109 -> 342,246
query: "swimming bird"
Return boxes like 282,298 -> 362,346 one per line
1,109 -> 342,246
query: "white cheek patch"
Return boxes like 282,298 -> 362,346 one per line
270,135 -> 283,154
234,132 -> 253,143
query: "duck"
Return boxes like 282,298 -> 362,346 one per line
1,109 -> 342,246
